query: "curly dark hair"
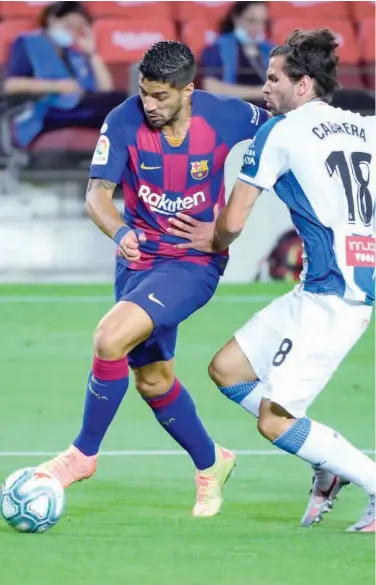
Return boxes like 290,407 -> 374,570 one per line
139,41 -> 196,88
270,29 -> 339,99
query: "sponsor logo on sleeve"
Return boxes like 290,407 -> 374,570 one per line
92,135 -> 110,165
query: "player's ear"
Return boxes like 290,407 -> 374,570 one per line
297,75 -> 312,97
183,82 -> 194,99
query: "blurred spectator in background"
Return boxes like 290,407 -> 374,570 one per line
199,1 -> 274,103
256,229 -> 303,282
4,1 -> 124,148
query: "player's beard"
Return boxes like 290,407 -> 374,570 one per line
162,103 -> 184,128
269,102 -> 294,116
145,114 -> 165,129
273,92 -> 297,116
266,85 -> 297,116
145,103 -> 182,129
277,104 -> 295,115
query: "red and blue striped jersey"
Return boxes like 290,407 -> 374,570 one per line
90,90 -> 268,271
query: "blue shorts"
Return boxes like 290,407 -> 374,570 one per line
114,260 -> 220,368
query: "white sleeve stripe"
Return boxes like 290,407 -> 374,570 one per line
238,172 -> 266,190
254,104 -> 260,125
249,103 -> 260,126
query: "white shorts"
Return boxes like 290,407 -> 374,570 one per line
235,286 -> 372,418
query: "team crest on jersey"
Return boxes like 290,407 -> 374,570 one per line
190,160 -> 209,180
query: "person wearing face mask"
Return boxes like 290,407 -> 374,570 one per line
4,1 -> 121,148
199,1 -> 274,104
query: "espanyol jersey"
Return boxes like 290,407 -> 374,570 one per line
239,100 -> 376,304
90,90 -> 268,271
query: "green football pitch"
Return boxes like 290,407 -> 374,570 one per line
0,283 -> 374,585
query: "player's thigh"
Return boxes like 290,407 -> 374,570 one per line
268,293 -> 372,419
133,358 -> 175,398
234,291 -> 296,383
93,262 -> 158,356
129,325 -> 177,371
209,337 -> 258,386
94,300 -> 154,356
117,260 -> 220,330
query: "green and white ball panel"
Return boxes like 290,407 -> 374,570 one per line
0,467 -> 65,533
1,495 -> 19,519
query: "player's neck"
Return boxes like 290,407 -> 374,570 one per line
162,100 -> 192,143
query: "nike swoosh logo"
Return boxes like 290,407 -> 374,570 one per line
141,163 -> 161,170
148,293 -> 165,307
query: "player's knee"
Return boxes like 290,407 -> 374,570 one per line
208,353 -> 230,387
93,324 -> 124,360
257,405 -> 289,442
208,358 -> 220,384
257,413 -> 278,441
134,369 -> 174,399
209,339 -> 257,388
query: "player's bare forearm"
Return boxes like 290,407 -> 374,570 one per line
212,207 -> 241,251
212,179 -> 262,251
85,178 -> 126,239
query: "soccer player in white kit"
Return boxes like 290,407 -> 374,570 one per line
168,29 -> 375,532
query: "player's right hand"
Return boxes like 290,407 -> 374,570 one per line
119,230 -> 146,262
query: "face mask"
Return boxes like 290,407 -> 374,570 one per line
49,27 -> 74,48
234,27 -> 265,45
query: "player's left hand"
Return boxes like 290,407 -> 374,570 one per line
167,205 -> 219,252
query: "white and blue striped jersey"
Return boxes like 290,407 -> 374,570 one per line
239,100 -> 376,305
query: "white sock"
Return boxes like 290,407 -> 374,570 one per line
274,418 -> 376,495
239,384 -> 264,417
218,380 -> 264,418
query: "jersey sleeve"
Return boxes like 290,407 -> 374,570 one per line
226,100 -> 270,145
245,102 -> 270,138
89,105 -> 129,183
238,116 -> 287,191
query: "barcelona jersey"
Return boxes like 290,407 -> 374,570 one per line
90,90 -> 268,271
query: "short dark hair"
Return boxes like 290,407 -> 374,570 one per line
39,1 -> 92,29
139,41 -> 196,88
220,1 -> 267,34
270,29 -> 339,100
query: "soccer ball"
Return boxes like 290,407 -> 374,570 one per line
0,467 -> 65,533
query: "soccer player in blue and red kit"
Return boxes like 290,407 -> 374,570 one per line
39,41 -> 268,516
